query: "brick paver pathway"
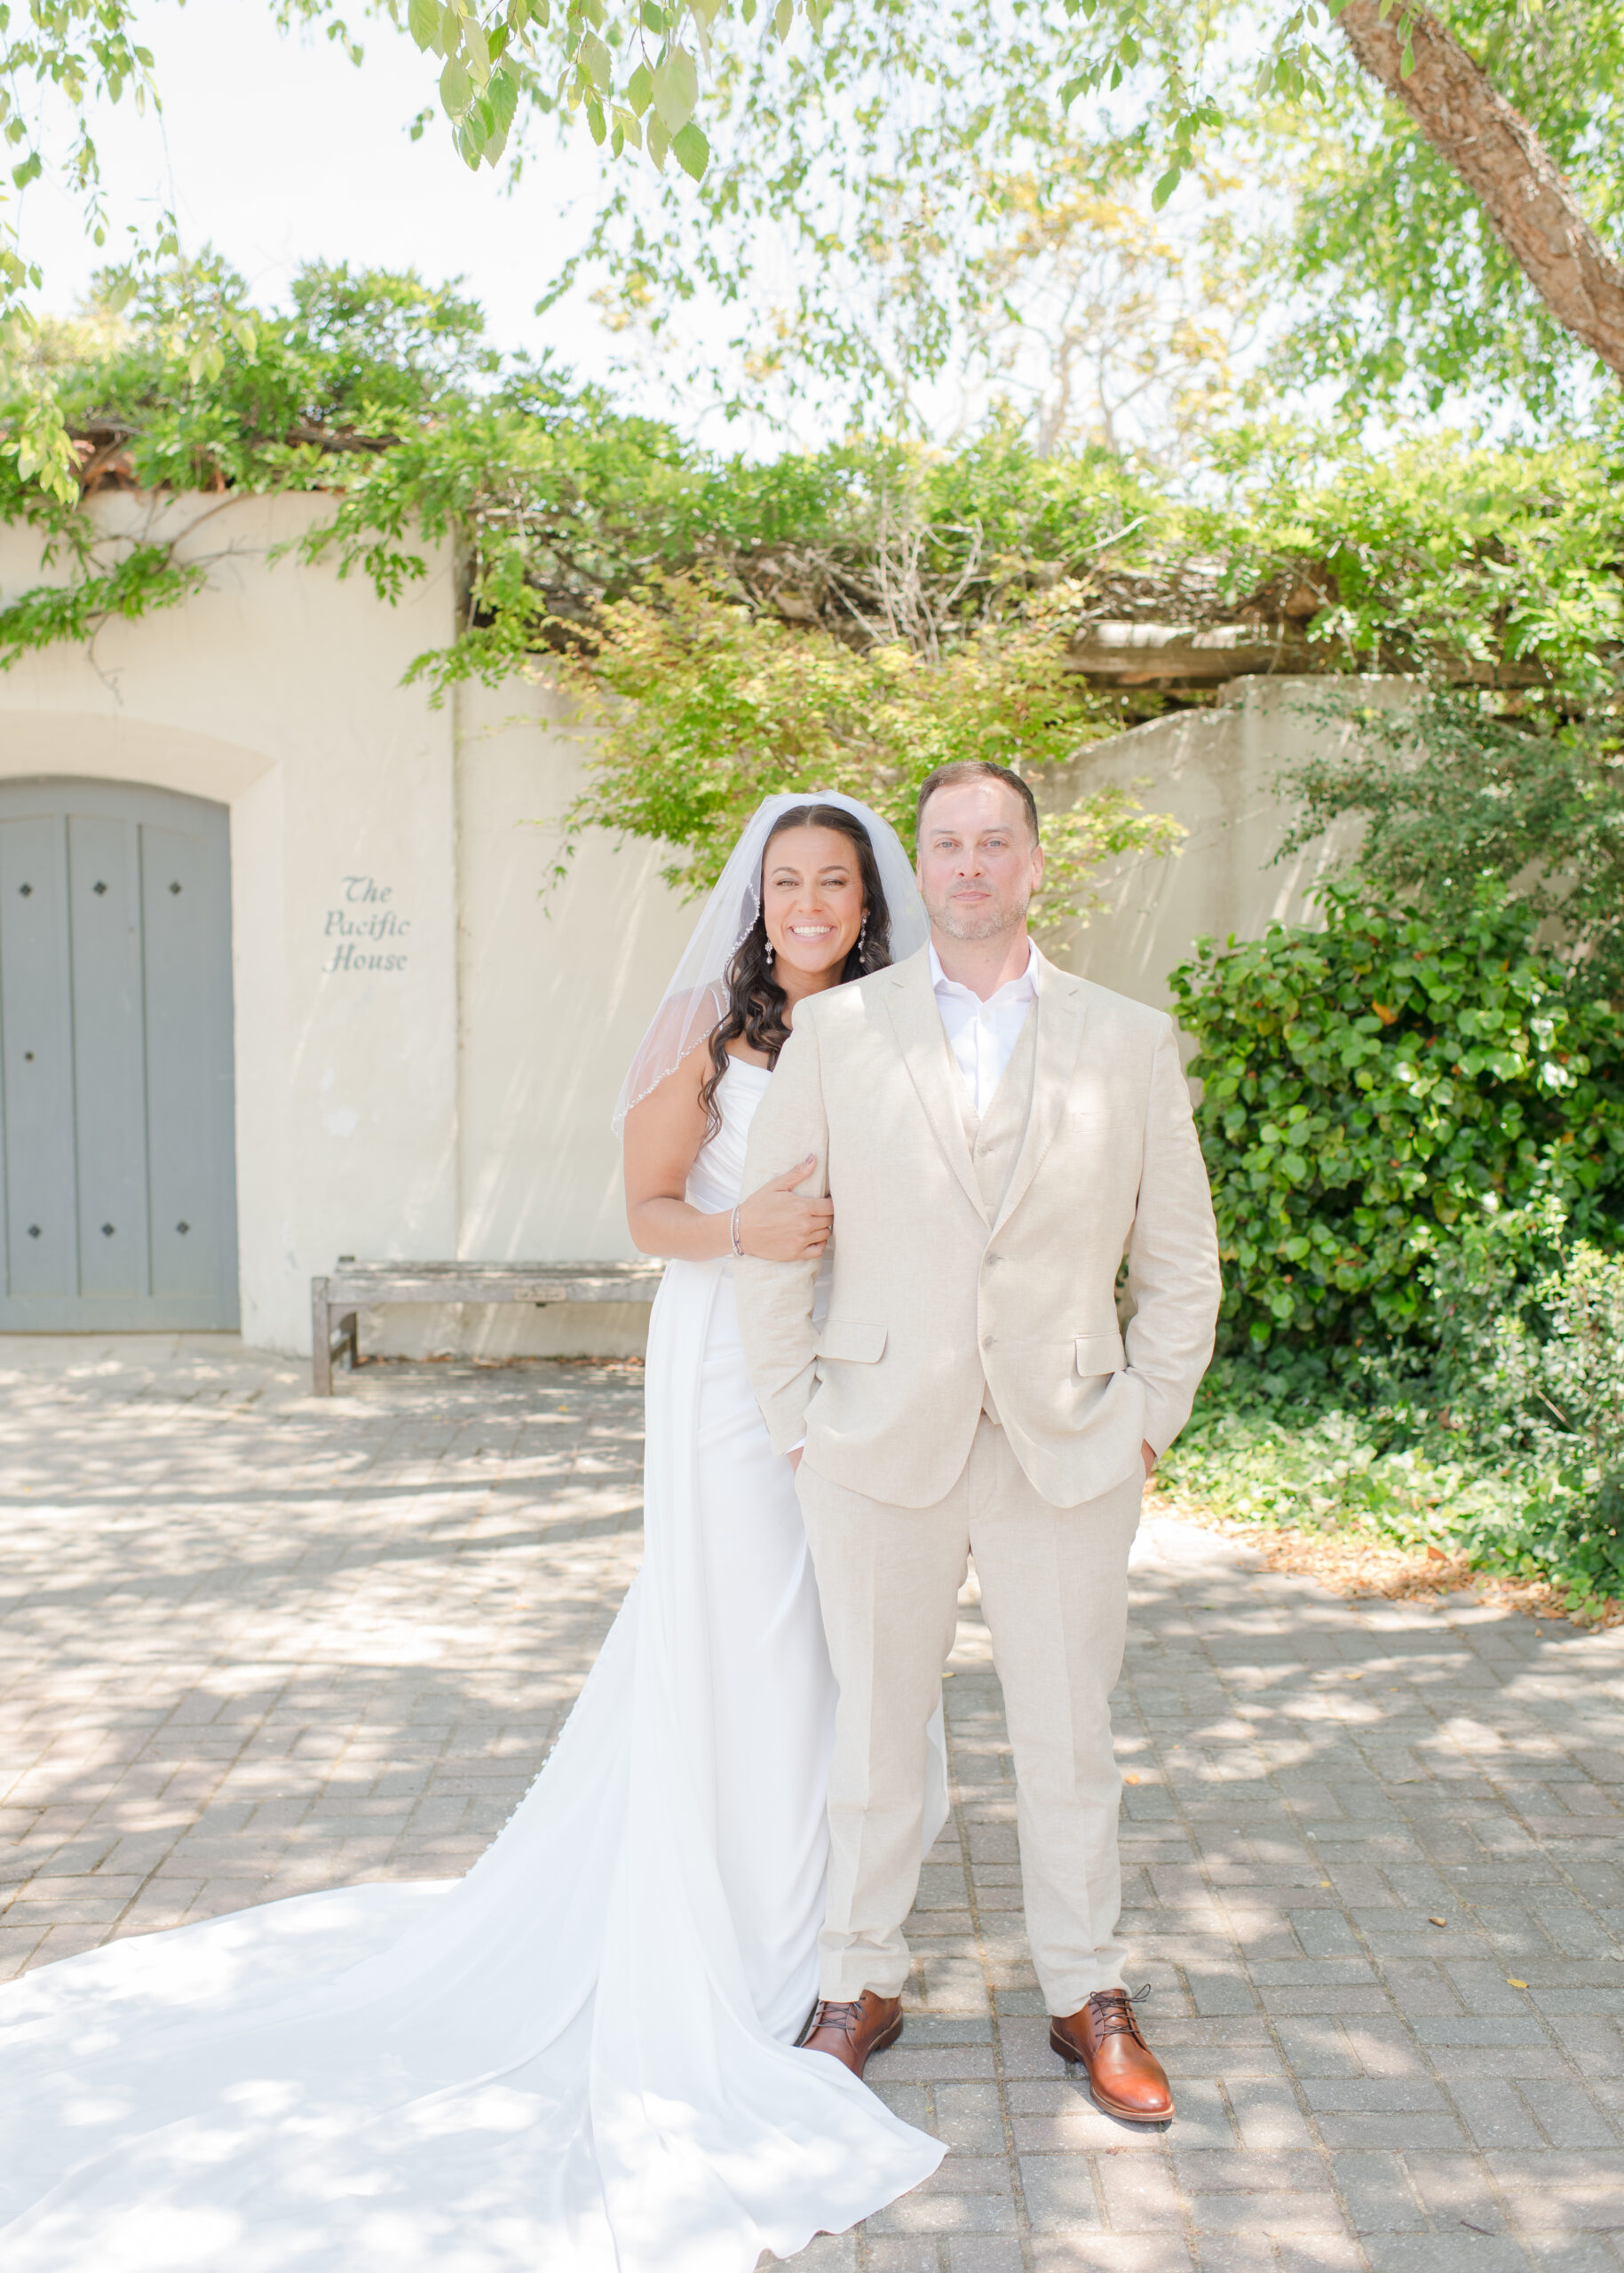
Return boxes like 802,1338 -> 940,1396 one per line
2,1338 -> 1621,2271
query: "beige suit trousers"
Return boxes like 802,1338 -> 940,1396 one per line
796,1417 -> 1143,2015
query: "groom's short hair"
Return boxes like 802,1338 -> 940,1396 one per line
915,760 -> 1041,846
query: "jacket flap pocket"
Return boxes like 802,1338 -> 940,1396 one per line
814,1321 -> 888,1364
1074,1331 -> 1126,1377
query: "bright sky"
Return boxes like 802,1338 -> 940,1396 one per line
20,0 -> 616,373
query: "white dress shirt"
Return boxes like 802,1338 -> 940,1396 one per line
929,939 -> 1039,1118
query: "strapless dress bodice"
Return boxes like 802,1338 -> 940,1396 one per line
686,1057 -> 772,1216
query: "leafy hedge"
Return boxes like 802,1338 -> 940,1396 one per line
1162,1205 -> 1624,1612
1169,891 -> 1624,1358
6,260 -> 1624,713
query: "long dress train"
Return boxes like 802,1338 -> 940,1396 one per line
0,1059 -> 947,2270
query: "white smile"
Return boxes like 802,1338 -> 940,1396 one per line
787,924 -> 837,939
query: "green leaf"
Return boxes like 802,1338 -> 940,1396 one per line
440,53 -> 471,109
627,59 -> 654,114
1151,164 -> 1181,209
646,110 -> 670,169
487,61 -> 519,135
672,118 -> 709,178
408,0 -> 441,51
773,0 -> 793,36
11,151 -> 42,188
586,93 -> 606,144
653,44 -> 698,129
579,29 -> 613,90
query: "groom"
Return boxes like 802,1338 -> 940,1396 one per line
734,758 -> 1221,2124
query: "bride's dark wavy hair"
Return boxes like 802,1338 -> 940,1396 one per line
699,804 -> 894,1139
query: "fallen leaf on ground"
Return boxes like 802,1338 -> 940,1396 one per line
1507,1978 -> 1528,1990
1428,1915 -> 1446,1928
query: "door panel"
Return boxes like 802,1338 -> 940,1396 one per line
0,779 -> 239,1331
141,820 -> 231,1304
0,814 -> 76,1299
67,813 -> 149,1299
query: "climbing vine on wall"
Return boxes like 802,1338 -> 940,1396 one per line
4,259 -> 1624,903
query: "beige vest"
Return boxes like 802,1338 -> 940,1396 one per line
956,1005 -> 1041,1423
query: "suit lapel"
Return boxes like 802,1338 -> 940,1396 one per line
881,949 -> 989,1224
992,954 -> 1089,1234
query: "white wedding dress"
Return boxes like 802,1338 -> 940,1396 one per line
0,1059 -> 946,2272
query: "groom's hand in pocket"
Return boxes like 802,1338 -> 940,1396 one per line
739,1159 -> 833,1263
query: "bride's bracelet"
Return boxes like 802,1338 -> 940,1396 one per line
729,1206 -> 744,1258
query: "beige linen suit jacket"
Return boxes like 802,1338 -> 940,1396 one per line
733,943 -> 1222,1510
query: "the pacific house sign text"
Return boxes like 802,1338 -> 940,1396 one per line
325,875 -> 410,973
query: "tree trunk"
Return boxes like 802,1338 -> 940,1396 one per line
1336,0 -> 1624,379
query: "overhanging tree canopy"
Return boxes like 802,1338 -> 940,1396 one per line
4,4 -> 1624,495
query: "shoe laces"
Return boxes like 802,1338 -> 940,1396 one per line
809,1998 -> 867,2037
1087,1986 -> 1149,2047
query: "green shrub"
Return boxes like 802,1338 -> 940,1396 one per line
1432,1200 -> 1624,1602
1163,1208 -> 1624,1611
1277,693 -> 1624,998
1169,890 -> 1624,1360
1158,1358 -> 1518,1556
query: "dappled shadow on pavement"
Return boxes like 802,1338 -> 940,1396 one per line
0,1337 -> 645,1968
2,1341 -> 1621,2270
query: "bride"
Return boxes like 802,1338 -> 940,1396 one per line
0,793 -> 946,2272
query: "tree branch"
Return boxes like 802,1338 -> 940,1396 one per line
1336,0 -> 1624,380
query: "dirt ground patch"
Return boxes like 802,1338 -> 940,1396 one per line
1154,1477 -> 1624,1630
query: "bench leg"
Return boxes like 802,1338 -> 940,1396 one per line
312,1279 -> 334,1396
312,1288 -> 362,1395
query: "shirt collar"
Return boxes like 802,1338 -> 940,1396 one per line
928,938 -> 1039,1007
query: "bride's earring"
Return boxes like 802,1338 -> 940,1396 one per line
764,939 -> 774,969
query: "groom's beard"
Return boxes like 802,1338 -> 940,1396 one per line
929,887 -> 1032,944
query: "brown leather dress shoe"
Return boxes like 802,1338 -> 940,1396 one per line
796,1991 -> 904,2079
1050,1989 -> 1174,2123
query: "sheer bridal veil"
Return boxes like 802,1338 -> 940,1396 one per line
613,791 -> 930,1134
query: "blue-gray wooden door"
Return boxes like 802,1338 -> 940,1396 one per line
0,778 -> 239,1330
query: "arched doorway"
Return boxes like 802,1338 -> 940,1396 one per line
0,778 -> 239,1330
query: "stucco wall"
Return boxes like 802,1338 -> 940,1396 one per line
1040,676 -> 1390,1003
0,499 -> 1400,1361
0,493 -> 462,1355
0,500 -> 699,1360
364,675 -> 693,1359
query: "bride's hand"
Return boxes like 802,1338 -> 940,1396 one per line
738,1159 -> 834,1262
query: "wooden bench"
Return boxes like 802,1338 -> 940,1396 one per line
310,1260 -> 665,1395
